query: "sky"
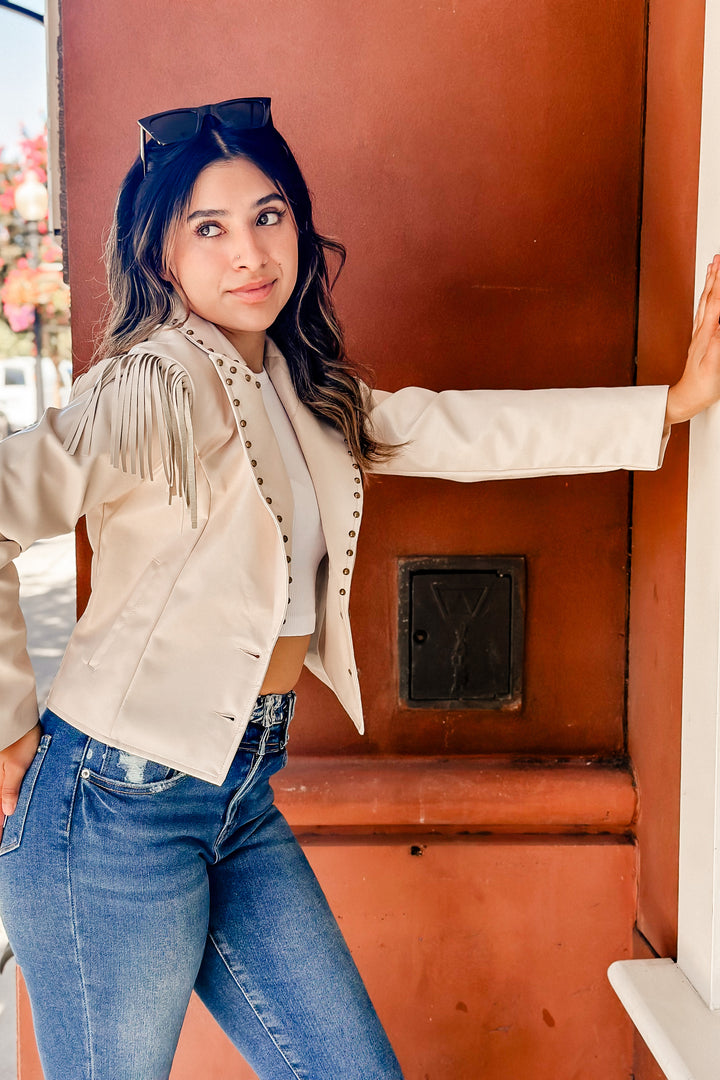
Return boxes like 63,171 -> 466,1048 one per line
0,0 -> 47,161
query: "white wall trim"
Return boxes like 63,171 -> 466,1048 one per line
609,960 -> 720,1080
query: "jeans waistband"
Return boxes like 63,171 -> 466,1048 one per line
238,691 -> 295,755
246,691 -> 296,729
41,693 -> 296,770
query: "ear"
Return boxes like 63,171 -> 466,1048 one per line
160,228 -> 179,284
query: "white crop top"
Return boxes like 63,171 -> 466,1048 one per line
256,368 -> 327,636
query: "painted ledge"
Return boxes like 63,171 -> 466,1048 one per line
272,756 -> 636,832
609,959 -> 720,1080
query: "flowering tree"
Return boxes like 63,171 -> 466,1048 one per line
0,129 -> 71,360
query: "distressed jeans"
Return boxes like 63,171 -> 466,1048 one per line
0,697 -> 404,1080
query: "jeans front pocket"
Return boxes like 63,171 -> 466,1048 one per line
0,734 -> 52,855
80,742 -> 187,795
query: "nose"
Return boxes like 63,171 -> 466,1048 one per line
232,229 -> 268,272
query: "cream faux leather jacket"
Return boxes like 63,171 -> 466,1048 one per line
0,311 -> 669,783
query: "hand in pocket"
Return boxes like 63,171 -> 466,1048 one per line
0,725 -> 42,831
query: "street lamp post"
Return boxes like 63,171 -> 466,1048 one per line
14,169 -> 49,420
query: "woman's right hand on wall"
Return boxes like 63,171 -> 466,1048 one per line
665,253 -> 720,428
0,724 -> 41,825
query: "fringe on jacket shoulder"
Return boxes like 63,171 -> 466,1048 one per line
62,351 -> 198,528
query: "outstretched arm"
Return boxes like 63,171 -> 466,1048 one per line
666,254 -> 720,428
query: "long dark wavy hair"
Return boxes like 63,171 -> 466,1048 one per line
98,116 -> 395,472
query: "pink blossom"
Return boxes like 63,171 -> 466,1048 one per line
3,303 -> 35,333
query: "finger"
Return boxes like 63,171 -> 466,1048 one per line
693,265 -> 720,351
693,261 -> 717,335
694,263 -> 715,334
1,766 -> 22,818
695,259 -> 720,332
698,256 -> 720,310
703,274 -> 720,330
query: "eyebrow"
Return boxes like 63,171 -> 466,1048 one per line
187,192 -> 287,222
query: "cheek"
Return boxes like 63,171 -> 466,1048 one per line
171,249 -> 210,297
284,243 -> 299,291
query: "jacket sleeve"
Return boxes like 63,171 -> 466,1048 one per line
366,384 -> 670,479
0,350 -> 197,751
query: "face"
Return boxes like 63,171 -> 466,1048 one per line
167,157 -> 299,365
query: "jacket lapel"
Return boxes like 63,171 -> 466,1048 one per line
263,343 -> 362,557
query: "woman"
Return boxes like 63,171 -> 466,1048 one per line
0,97 -> 718,1080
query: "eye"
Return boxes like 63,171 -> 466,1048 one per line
195,222 -> 223,238
257,208 -> 286,227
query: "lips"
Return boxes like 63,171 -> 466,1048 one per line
228,279 -> 276,304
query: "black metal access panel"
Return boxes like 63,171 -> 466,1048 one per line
398,556 -> 526,710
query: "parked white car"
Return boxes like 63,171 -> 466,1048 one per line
0,357 -> 71,438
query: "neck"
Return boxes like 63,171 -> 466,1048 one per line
221,328 -> 266,372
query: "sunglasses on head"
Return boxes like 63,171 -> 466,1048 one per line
137,96 -> 273,173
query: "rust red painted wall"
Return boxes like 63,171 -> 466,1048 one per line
16,1 -> 697,1078
62,1 -> 648,757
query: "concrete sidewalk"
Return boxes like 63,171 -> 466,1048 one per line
0,533 -> 76,1080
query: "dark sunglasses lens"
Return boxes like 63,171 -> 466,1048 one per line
145,110 -> 200,145
214,99 -> 269,129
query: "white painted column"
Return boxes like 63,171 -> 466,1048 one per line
674,0 -> 720,1009
609,3 -> 720,1075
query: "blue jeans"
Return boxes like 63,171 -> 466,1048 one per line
0,698 -> 404,1080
